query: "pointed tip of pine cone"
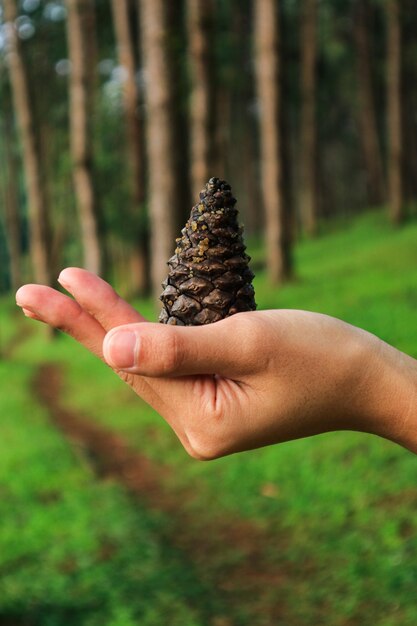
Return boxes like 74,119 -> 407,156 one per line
198,177 -> 237,211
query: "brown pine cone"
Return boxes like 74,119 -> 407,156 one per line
159,177 -> 256,326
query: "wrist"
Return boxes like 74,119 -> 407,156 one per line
357,336 -> 417,453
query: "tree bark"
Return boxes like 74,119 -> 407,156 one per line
387,0 -> 404,224
403,81 -> 417,201
111,0 -> 150,295
402,0 -> 417,202
139,0 -> 184,299
254,0 -> 292,282
214,84 -> 232,180
3,0 -> 51,286
242,119 -> 261,236
84,0 -> 98,98
300,0 -> 318,236
186,0 -> 216,198
66,0 -> 103,274
354,0 -> 385,207
2,103 -> 22,290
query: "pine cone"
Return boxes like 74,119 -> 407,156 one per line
159,177 -> 256,326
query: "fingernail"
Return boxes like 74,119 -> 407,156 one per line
57,272 -> 69,289
15,291 -> 25,307
22,308 -> 40,320
104,330 -> 139,370
17,302 -> 34,314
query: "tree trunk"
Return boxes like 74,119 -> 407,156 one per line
403,82 -> 417,201
229,5 -> 261,237
242,120 -> 261,237
186,0 -> 216,198
387,0 -> 404,224
300,0 -> 318,236
214,83 -> 232,180
66,0 -> 103,274
402,0 -> 417,202
111,0 -> 150,296
3,0 -> 51,286
254,0 -> 292,282
2,104 -> 22,290
354,0 -> 385,207
84,0 -> 98,98
139,0 -> 185,299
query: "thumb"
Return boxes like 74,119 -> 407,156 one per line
102,316 -> 259,378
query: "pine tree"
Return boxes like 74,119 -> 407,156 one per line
3,0 -> 52,285
387,0 -> 404,223
67,0 -> 103,274
254,0 -> 292,282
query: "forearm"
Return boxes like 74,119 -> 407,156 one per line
355,336 -> 417,453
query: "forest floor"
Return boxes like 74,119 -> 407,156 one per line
33,362 -> 290,624
2,210 -> 417,626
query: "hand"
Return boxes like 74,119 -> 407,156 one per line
16,268 -> 417,459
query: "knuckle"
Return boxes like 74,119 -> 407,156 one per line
55,301 -> 84,333
104,284 -> 120,307
240,313 -> 264,345
134,326 -> 181,376
154,327 -> 184,375
230,313 -> 267,370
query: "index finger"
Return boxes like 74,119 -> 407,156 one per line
58,267 -> 147,327
16,284 -> 106,358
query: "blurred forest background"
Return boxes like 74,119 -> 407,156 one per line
1,0 -> 416,299
3,1 -> 417,626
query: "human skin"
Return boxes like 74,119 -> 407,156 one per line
15,267 -> 417,460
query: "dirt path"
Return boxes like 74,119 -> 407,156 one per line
33,363 -> 294,626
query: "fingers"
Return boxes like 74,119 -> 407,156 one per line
103,313 -> 262,378
16,284 -> 106,357
15,281 -> 177,412
58,267 -> 147,329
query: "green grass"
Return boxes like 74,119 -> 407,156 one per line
0,357 -> 224,625
4,209 -> 417,624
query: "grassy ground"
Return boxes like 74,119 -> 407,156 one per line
3,209 -> 417,624
0,345 -> 225,625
